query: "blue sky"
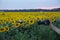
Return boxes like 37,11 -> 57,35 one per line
0,0 -> 60,9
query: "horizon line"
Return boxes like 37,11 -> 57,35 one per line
0,7 -> 60,10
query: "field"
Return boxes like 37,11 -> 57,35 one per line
0,12 -> 60,40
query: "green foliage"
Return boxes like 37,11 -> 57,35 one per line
0,20 -> 60,40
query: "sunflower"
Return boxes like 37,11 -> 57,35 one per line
4,27 -> 9,32
16,17 -> 21,21
0,28 -> 5,32
4,18 -> 9,23
24,17 -> 30,20
36,16 -> 43,20
12,23 -> 21,28
41,16 -> 47,20
0,19 -> 6,25
50,18 -> 56,22
24,17 -> 30,23
3,20 -> 7,24
49,17 -> 56,22
11,20 -> 16,24
28,19 -> 35,25
9,18 -> 16,24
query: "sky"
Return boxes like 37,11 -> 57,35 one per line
0,0 -> 60,10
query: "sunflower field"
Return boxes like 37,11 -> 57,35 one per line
0,12 -> 60,40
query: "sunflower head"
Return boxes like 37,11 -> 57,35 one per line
29,19 -> 35,25
4,27 -> 9,32
0,28 -> 5,32
13,23 -> 21,28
